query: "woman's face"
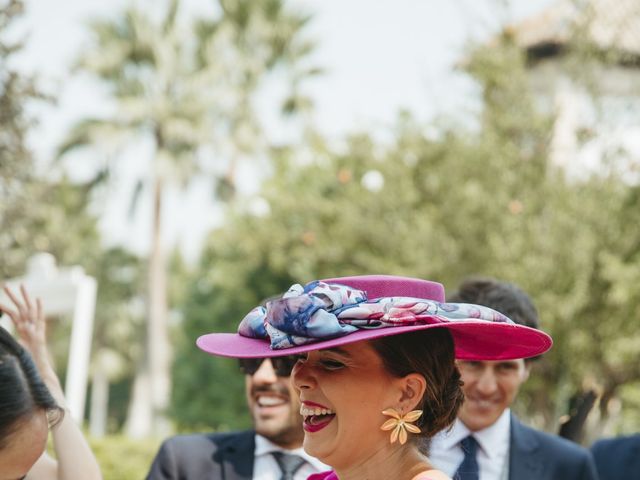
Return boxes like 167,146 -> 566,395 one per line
291,340 -> 406,469
0,410 -> 48,480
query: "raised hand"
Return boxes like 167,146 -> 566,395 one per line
0,284 -> 64,405
1,285 -> 47,359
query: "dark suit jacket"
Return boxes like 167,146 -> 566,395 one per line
146,430 -> 255,480
591,434 -> 640,480
509,416 -> 599,480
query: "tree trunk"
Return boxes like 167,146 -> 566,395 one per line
148,176 -> 171,436
124,175 -> 171,437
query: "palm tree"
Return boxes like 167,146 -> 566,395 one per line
59,0 -> 317,437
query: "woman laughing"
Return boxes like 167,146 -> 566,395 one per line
196,275 -> 551,480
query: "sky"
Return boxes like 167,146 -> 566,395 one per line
13,0 -> 555,262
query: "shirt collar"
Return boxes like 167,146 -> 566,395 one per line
433,418 -> 472,450
254,434 -> 328,472
472,409 -> 511,459
433,409 -> 511,459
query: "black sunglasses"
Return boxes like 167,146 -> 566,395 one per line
238,356 -> 299,377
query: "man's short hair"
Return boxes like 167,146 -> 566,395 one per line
448,277 -> 539,330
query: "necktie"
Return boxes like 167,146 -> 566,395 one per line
271,451 -> 306,480
454,435 -> 480,480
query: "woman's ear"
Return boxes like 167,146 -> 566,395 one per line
397,373 -> 427,411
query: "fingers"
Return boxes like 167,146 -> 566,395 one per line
0,301 -> 27,337
36,297 -> 46,335
1,284 -> 44,329
3,286 -> 27,323
0,301 -> 19,322
3,284 -> 22,309
20,284 -> 35,312
0,286 -> 20,322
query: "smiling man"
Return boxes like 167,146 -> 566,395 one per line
146,356 -> 326,480
429,278 -> 598,480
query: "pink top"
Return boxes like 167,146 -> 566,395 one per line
307,471 -> 439,480
308,472 -> 337,480
412,474 -> 438,480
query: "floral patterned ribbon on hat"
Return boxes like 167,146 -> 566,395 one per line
238,280 -> 511,350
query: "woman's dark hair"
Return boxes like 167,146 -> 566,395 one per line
371,328 -> 463,446
0,325 -> 64,449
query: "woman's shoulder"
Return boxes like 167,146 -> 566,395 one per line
25,452 -> 57,479
411,469 -> 451,480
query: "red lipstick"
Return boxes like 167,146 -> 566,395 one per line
301,400 -> 335,433
304,418 -> 333,433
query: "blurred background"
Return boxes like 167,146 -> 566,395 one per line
1,0 -> 639,477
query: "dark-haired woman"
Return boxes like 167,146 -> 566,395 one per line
0,285 -> 102,480
196,275 -> 552,480
293,329 -> 458,480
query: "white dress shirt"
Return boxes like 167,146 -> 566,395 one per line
429,409 -> 511,480
252,434 -> 329,480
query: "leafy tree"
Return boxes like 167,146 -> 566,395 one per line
58,0 -> 317,436
174,32 -> 640,442
0,1 -> 34,273
1,1 -> 144,435
0,0 -> 100,279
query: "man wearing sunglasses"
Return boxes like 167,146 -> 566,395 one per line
146,355 -> 326,479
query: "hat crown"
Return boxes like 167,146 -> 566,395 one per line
322,275 -> 445,303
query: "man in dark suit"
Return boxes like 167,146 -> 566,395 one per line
429,278 -> 599,480
146,355 -> 327,479
591,434 -> 640,480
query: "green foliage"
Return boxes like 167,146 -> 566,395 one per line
1,0 -> 146,433
89,435 -> 161,480
4,0 -> 637,443
1,0 -> 103,280
1,1 -> 99,279
58,0 -> 319,434
172,32 -> 640,439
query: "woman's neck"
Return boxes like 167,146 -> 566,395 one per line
332,444 -> 431,480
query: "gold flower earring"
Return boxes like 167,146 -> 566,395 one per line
380,408 -> 423,445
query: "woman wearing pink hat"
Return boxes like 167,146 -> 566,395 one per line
197,275 -> 552,480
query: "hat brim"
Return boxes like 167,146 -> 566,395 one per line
196,320 -> 552,361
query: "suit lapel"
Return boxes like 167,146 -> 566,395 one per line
213,430 -> 256,480
508,415 -> 544,480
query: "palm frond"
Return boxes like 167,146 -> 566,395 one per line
162,0 -> 180,35
56,118 -> 107,157
127,178 -> 145,219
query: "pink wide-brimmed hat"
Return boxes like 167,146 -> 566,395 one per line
196,275 -> 552,361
